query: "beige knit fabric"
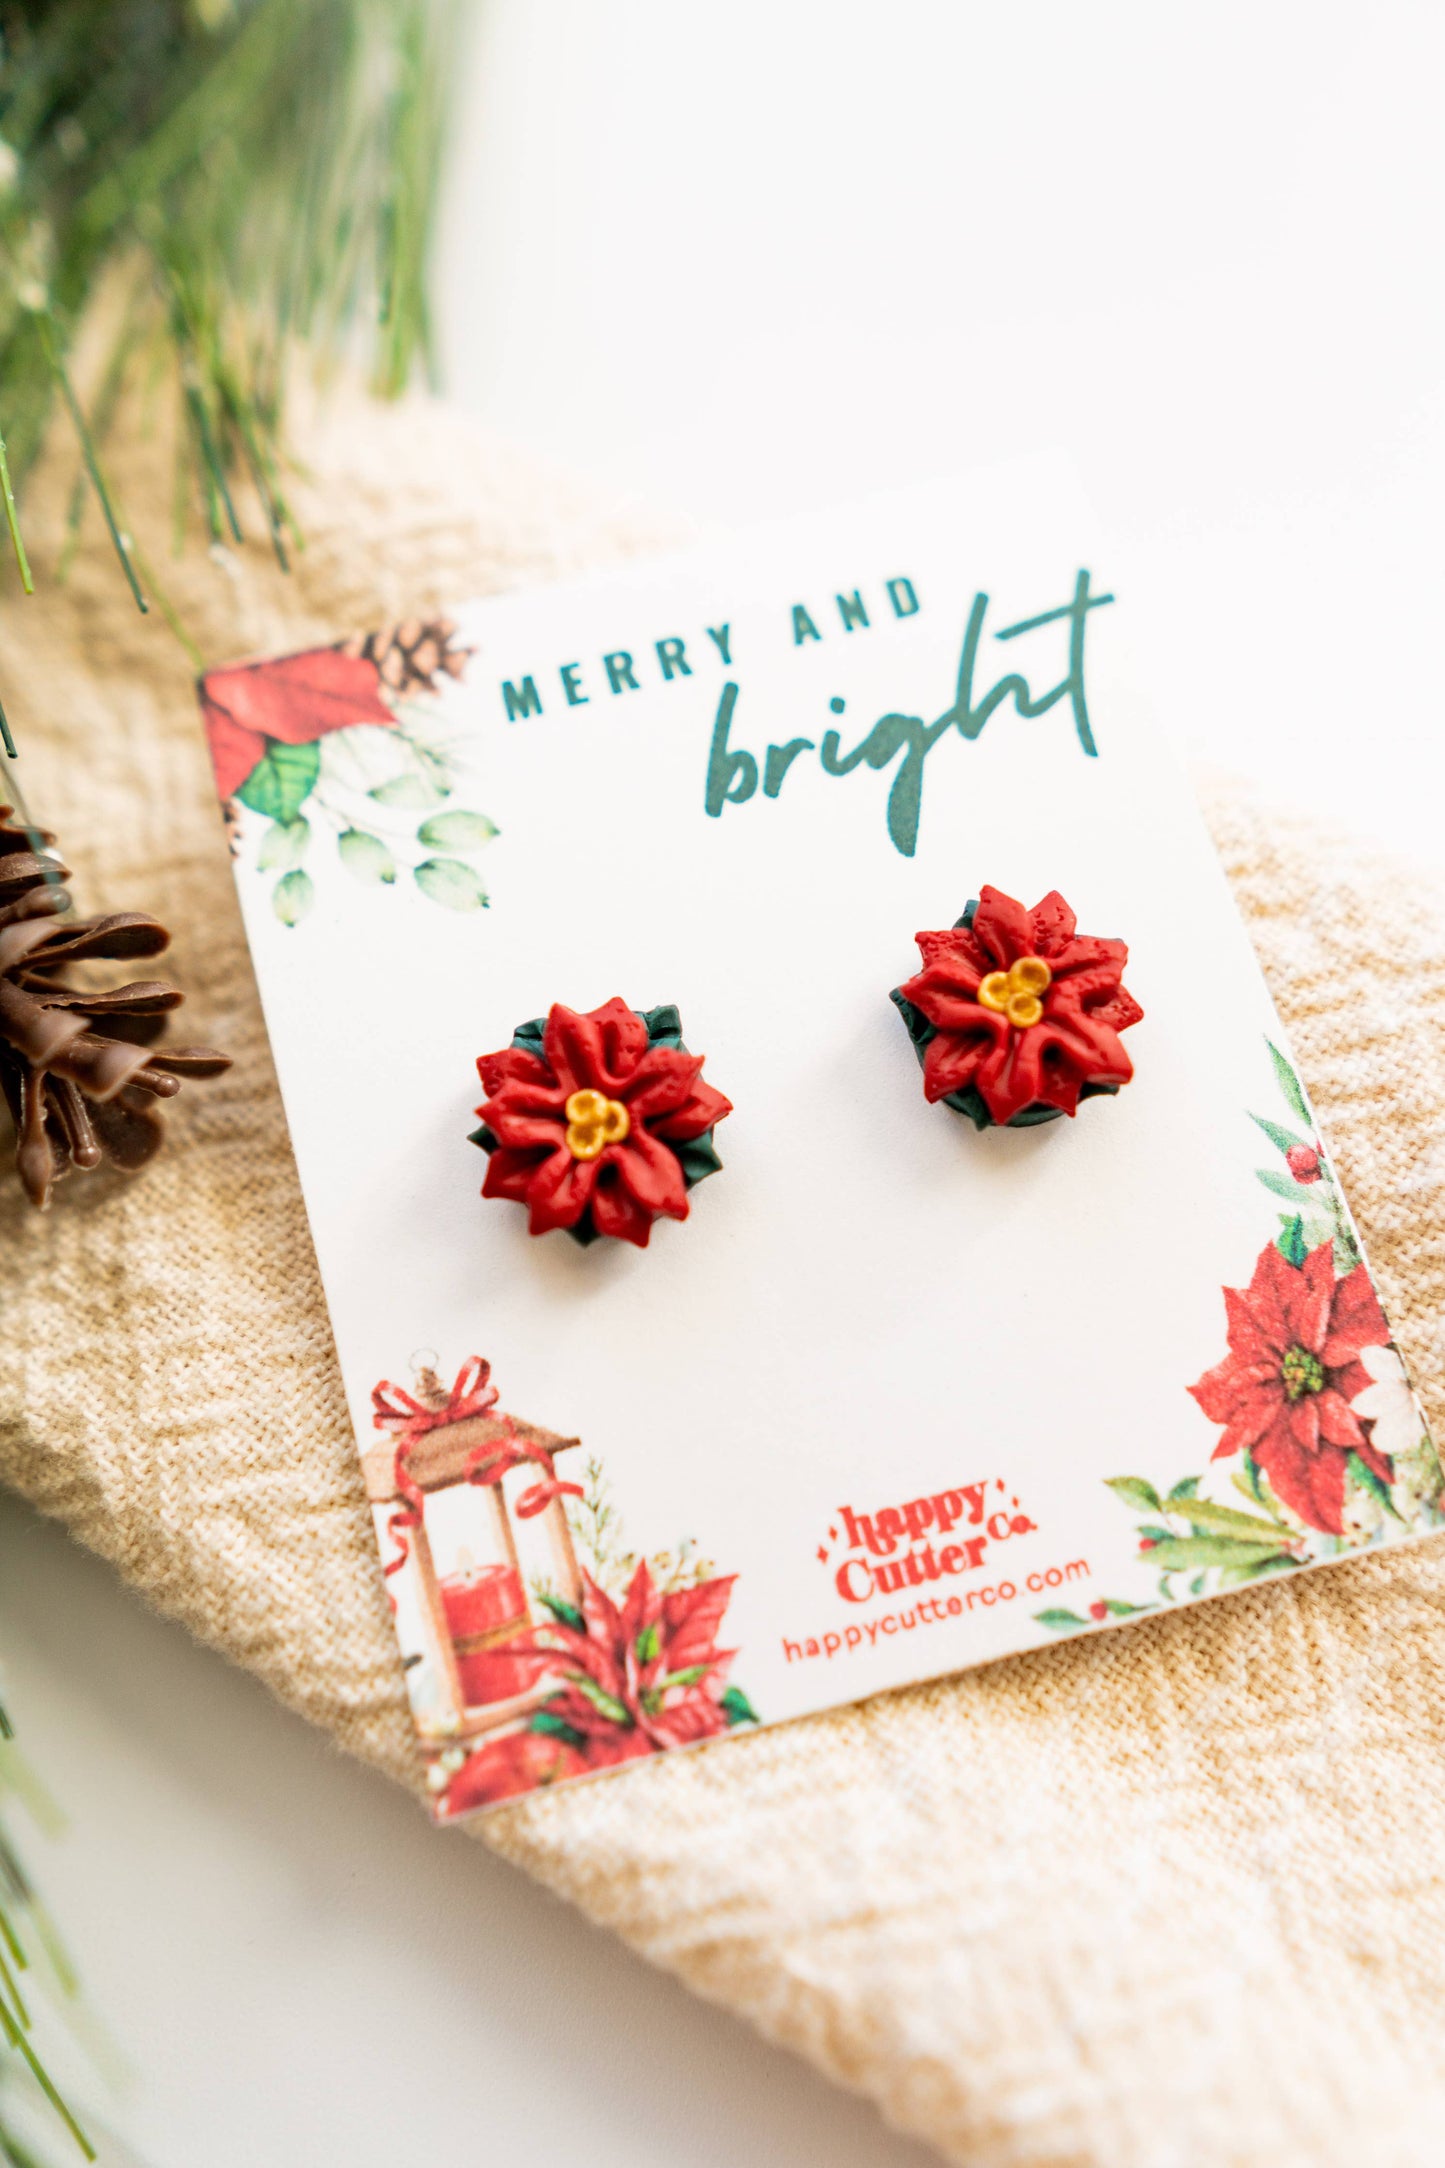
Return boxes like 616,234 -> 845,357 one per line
3,393 -> 1445,2168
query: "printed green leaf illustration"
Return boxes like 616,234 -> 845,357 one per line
370,769 -> 446,809
1104,1476 -> 1162,1515
416,809 -> 499,850
1161,1497 -> 1294,1543
1096,1598 -> 1156,1617
237,737 -> 321,823
1251,1112 -> 1309,1156
536,1592 -> 585,1634
337,827 -> 397,884
1140,1535 -> 1293,1571
720,1686 -> 759,1727
272,867 -> 315,926
1034,1608 -> 1088,1630
528,1707 -> 587,1749
1277,1214 -> 1310,1268
635,1621 -> 661,1665
1256,1168 -> 1324,1208
414,856 -> 488,911
257,815 -> 310,872
1216,1557 -> 1297,1587
569,1673 -> 632,1728
1348,1450 -> 1398,1516
1267,1038 -> 1311,1124
1166,1476 -> 1202,1503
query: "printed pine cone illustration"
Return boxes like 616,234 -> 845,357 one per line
0,809 -> 231,1208
336,616 -> 469,696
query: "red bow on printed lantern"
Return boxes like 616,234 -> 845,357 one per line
891,885 -> 1144,1128
363,1357 -> 586,1734
471,998 -> 733,1246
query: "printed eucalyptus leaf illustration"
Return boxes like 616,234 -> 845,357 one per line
337,828 -> 397,884
416,809 -> 499,850
273,868 -> 315,926
414,856 -> 488,912
370,769 -> 447,809
257,815 -> 311,872
237,738 -> 321,824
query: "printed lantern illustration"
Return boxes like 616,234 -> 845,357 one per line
363,1357 -> 584,1738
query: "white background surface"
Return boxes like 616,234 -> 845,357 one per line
4,5 -> 1444,2163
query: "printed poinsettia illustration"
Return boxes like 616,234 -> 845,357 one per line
1083,1040 -> 1442,1634
199,618 -> 496,925
438,1561 -> 757,1815
891,884 -> 1143,1128
472,998 -> 733,1247
1188,1239 -> 1391,1536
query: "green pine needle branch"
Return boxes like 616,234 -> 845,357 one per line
0,0 -> 461,610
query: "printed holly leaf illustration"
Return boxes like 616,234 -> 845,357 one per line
1277,1214 -> 1310,1268
1105,1476 -> 1162,1514
415,857 -> 488,911
237,738 -> 321,824
337,828 -> 397,884
1267,1038 -> 1311,1124
416,810 -> 498,850
257,815 -> 310,872
720,1686 -> 759,1727
272,868 -> 315,926
1034,1608 -> 1087,1630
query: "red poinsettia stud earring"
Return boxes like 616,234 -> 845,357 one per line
891,885 -> 1143,1128
471,998 -> 733,1247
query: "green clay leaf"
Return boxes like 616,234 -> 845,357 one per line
337,827 -> 397,884
414,856 -> 488,912
416,809 -> 499,850
1104,1476 -> 1162,1515
272,868 -> 315,926
237,738 -> 320,823
257,815 -> 310,872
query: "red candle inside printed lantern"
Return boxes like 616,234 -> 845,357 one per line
363,1356 -> 584,1738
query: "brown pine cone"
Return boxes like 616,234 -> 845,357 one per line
337,616 -> 470,697
0,808 -> 232,1209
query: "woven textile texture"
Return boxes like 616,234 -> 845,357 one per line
2,392 -> 1444,2168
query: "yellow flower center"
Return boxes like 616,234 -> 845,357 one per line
977,954 -> 1052,1030
564,1088 -> 631,1160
